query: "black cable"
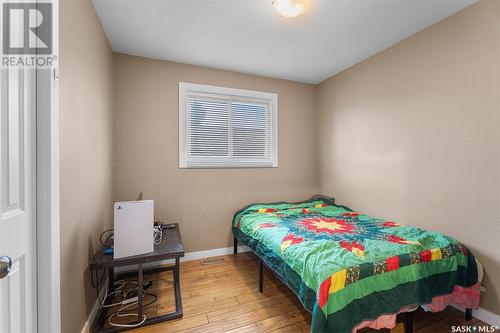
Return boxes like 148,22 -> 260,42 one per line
91,252 -> 106,288
92,229 -> 113,289
95,252 -> 107,308
100,229 -> 114,247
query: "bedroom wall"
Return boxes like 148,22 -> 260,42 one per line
59,0 -> 115,332
317,0 -> 500,316
113,54 -> 319,253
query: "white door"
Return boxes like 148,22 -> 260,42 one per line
0,68 -> 37,332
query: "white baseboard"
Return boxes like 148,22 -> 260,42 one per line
81,277 -> 108,333
80,245 -> 250,333
451,304 -> 500,327
182,245 -> 251,261
115,245 -> 251,273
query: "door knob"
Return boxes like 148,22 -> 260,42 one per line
0,256 -> 12,279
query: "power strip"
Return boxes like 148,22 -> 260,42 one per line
123,296 -> 138,305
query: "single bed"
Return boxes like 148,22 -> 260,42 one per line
232,196 -> 480,333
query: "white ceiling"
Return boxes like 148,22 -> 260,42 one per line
92,0 -> 476,84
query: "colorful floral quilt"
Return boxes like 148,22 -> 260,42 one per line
232,197 -> 478,333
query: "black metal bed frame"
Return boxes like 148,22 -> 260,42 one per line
234,234 -> 473,333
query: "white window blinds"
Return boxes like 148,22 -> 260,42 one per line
179,83 -> 278,168
189,98 -> 229,158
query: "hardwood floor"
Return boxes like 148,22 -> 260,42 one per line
106,252 -> 486,332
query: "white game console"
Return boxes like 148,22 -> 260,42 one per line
113,200 -> 154,259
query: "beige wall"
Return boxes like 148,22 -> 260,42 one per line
60,0 -> 115,332
317,0 -> 500,315
113,54 -> 319,252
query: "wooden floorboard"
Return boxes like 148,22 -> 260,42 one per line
109,252 -> 487,333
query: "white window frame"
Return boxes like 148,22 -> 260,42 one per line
179,82 -> 278,168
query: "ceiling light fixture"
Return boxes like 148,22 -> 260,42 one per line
273,0 -> 311,18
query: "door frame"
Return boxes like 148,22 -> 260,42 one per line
36,0 -> 61,331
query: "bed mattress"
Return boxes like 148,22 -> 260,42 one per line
232,197 -> 479,333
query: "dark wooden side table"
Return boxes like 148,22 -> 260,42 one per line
90,223 -> 184,333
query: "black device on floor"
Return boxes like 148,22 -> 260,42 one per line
127,281 -> 153,298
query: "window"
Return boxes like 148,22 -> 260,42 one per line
179,82 -> 278,168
